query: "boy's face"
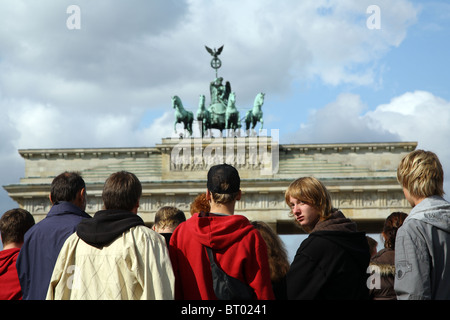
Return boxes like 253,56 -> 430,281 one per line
288,196 -> 321,231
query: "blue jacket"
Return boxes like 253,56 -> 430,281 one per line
16,201 -> 91,300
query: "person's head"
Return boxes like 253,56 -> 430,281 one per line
397,149 -> 444,204
153,206 -> 186,233
206,164 -> 241,206
190,193 -> 210,215
50,171 -> 86,210
285,176 -> 335,232
102,171 -> 142,213
0,208 -> 35,248
382,211 -> 408,250
251,221 -> 290,282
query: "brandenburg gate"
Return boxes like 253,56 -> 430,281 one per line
3,138 -> 416,233
2,46 -> 415,233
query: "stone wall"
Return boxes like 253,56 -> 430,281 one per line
3,138 -> 417,233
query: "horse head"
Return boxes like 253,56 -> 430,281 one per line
253,92 -> 265,109
198,94 -> 206,109
172,95 -> 183,110
227,92 -> 236,109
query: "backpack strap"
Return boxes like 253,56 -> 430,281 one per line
204,246 -> 254,300
205,246 -> 217,267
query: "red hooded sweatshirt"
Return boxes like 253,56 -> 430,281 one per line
0,248 -> 22,300
169,213 -> 274,300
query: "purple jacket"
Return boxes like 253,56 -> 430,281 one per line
16,201 -> 91,300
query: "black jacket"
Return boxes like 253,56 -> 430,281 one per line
287,211 -> 370,300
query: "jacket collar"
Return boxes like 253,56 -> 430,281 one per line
47,201 -> 90,218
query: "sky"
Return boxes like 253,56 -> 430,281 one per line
0,0 -> 449,246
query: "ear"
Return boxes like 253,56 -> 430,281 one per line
206,189 -> 211,201
49,193 -> 54,205
131,199 -> 140,214
76,187 -> 86,202
74,187 -> 87,210
236,190 -> 242,201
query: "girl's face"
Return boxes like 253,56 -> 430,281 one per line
288,196 -> 321,231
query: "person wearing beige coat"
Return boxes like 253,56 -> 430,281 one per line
46,171 -> 175,300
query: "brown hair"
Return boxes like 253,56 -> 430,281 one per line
285,176 -> 335,220
190,193 -> 210,215
382,211 -> 408,249
50,171 -> 85,203
102,171 -> 142,211
251,221 -> 290,282
0,208 -> 35,245
397,149 -> 444,198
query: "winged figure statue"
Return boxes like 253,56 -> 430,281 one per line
205,45 -> 224,58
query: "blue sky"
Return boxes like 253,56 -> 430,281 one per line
0,1 -> 449,247
277,1 -> 450,137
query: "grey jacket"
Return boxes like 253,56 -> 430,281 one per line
394,195 -> 450,300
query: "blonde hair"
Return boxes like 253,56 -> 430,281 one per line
210,191 -> 239,205
285,176 -> 335,220
154,206 -> 186,230
397,149 -> 444,198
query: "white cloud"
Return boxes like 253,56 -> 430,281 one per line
366,91 -> 450,193
289,90 -> 450,196
0,0 -> 419,149
0,0 -> 422,213
287,93 -> 400,143
0,0 -> 419,112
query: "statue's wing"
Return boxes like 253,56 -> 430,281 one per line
205,46 -> 214,56
217,45 -> 224,55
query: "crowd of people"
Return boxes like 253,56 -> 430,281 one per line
0,149 -> 449,300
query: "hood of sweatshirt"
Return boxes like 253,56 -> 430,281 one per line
76,209 -> 145,248
309,210 -> 370,271
0,248 -> 20,275
183,213 -> 256,251
406,195 -> 450,233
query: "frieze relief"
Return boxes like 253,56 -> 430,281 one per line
23,189 -> 408,218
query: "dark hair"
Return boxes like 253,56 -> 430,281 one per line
50,171 -> 85,203
0,208 -> 35,245
383,211 -> 408,249
102,171 -> 142,211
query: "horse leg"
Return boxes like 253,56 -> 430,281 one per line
189,121 -> 193,136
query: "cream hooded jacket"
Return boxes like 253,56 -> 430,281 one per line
46,219 -> 175,300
